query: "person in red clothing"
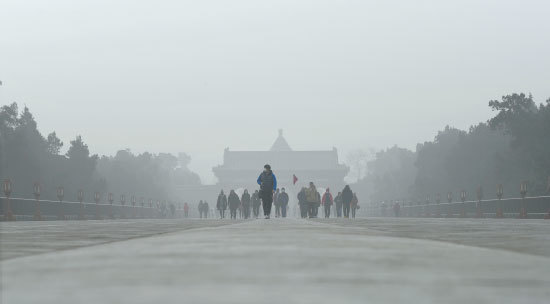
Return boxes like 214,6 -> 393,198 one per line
183,202 -> 189,218
322,188 -> 334,218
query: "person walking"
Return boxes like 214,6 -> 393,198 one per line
216,190 -> 227,219
305,182 -> 320,218
334,192 -> 343,218
198,200 -> 204,218
341,185 -> 353,218
273,188 -> 281,217
278,188 -> 289,218
183,202 -> 189,218
297,187 -> 307,218
203,201 -> 209,218
393,201 -> 400,217
241,189 -> 251,219
322,188 -> 333,218
351,193 -> 359,218
257,164 -> 277,219
315,190 -> 321,217
252,190 -> 261,218
228,190 -> 240,219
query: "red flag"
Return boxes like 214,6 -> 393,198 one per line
293,174 -> 298,185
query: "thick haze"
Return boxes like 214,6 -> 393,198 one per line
1,0 -> 549,184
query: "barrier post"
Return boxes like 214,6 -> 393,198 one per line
94,192 -> 101,220
545,177 -> 550,219
435,193 -> 441,217
108,193 -> 114,219
77,189 -> 85,220
519,182 -> 527,219
476,186 -> 483,218
460,190 -> 467,218
120,194 -> 126,219
33,182 -> 42,220
496,184 -> 504,218
131,195 -> 136,218
3,179 -> 15,221
424,195 -> 431,217
446,192 -> 453,218
139,197 -> 144,218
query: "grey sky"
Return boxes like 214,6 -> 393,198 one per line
1,0 -> 549,184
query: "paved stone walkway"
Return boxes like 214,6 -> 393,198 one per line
1,218 -> 549,303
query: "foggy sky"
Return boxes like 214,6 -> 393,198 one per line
1,0 -> 549,184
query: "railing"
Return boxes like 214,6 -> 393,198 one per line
0,196 -> 184,221
365,195 -> 550,219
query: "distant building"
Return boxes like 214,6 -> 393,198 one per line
212,130 -> 349,190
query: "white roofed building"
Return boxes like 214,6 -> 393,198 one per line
213,130 -> 349,190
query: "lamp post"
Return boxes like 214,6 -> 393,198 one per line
33,182 -> 42,220
460,190 -> 467,218
3,179 -> 15,221
94,192 -> 101,220
519,181 -> 528,219
57,186 -> 65,220
108,193 -> 114,219
77,189 -> 84,220
496,184 -> 504,218
476,186 -> 483,218
120,194 -> 126,219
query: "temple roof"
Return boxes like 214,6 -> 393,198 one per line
214,149 -> 348,171
270,129 -> 292,151
213,130 -> 349,173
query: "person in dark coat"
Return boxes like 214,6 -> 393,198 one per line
252,190 -> 261,218
216,190 -> 227,219
241,189 -> 251,219
278,188 -> 289,218
203,201 -> 209,218
273,188 -> 281,217
322,188 -> 333,218
341,185 -> 353,218
228,190 -> 240,219
305,182 -> 320,218
256,164 -> 277,219
351,193 -> 359,218
334,192 -> 343,218
297,187 -> 307,218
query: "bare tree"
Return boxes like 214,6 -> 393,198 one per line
346,149 -> 373,182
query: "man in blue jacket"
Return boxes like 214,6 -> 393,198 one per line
257,164 -> 277,219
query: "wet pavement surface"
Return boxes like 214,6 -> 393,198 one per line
313,217 -> 550,257
1,218 -> 549,303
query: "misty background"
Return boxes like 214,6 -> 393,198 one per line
1,1 -> 549,194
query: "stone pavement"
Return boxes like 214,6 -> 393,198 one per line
1,218 -> 549,303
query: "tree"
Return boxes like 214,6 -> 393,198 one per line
46,132 -> 63,155
346,149 -> 372,182
489,93 -> 550,192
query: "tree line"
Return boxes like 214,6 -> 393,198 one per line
355,93 -> 550,203
0,103 -> 200,202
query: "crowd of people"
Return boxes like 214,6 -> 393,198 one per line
190,164 -> 360,220
296,183 -> 359,219
207,184 -> 359,220
212,187 -> 292,219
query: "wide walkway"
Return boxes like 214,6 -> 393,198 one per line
1,218 -> 549,303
